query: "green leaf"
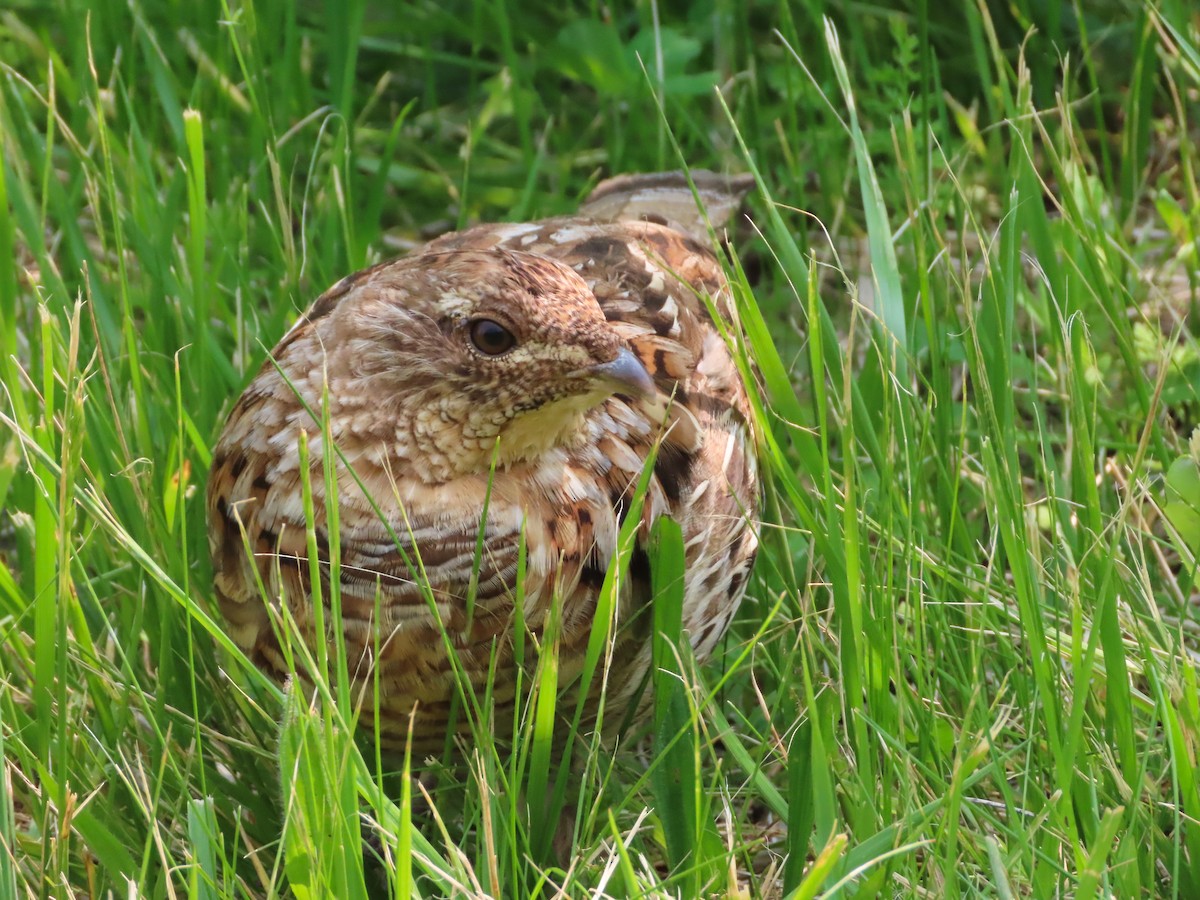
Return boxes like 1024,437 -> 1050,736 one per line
1165,457 -> 1200,552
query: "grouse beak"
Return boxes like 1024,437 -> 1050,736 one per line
589,347 -> 657,399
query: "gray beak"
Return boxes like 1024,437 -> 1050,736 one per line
589,347 -> 657,399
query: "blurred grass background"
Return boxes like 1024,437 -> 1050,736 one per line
1,0 -> 1199,896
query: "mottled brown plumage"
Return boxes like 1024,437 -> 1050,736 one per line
207,171 -> 759,755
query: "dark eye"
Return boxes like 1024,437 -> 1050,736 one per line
468,319 -> 517,356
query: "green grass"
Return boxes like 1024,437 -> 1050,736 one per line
2,0 -> 1199,895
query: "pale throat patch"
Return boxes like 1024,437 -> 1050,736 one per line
496,390 -> 610,466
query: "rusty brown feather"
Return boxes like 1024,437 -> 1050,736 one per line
207,171 -> 760,755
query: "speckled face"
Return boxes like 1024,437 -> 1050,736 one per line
410,248 -> 624,396
273,247 -> 652,477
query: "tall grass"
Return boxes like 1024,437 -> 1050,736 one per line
1,0 -> 1198,895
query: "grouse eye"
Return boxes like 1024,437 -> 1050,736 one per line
468,319 -> 517,356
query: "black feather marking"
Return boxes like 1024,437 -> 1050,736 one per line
642,288 -> 669,311
229,453 -> 248,479
628,546 -> 651,587
654,444 -> 696,503
579,560 -> 607,590
727,566 -> 749,600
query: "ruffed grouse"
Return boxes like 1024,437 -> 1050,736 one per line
207,171 -> 760,754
